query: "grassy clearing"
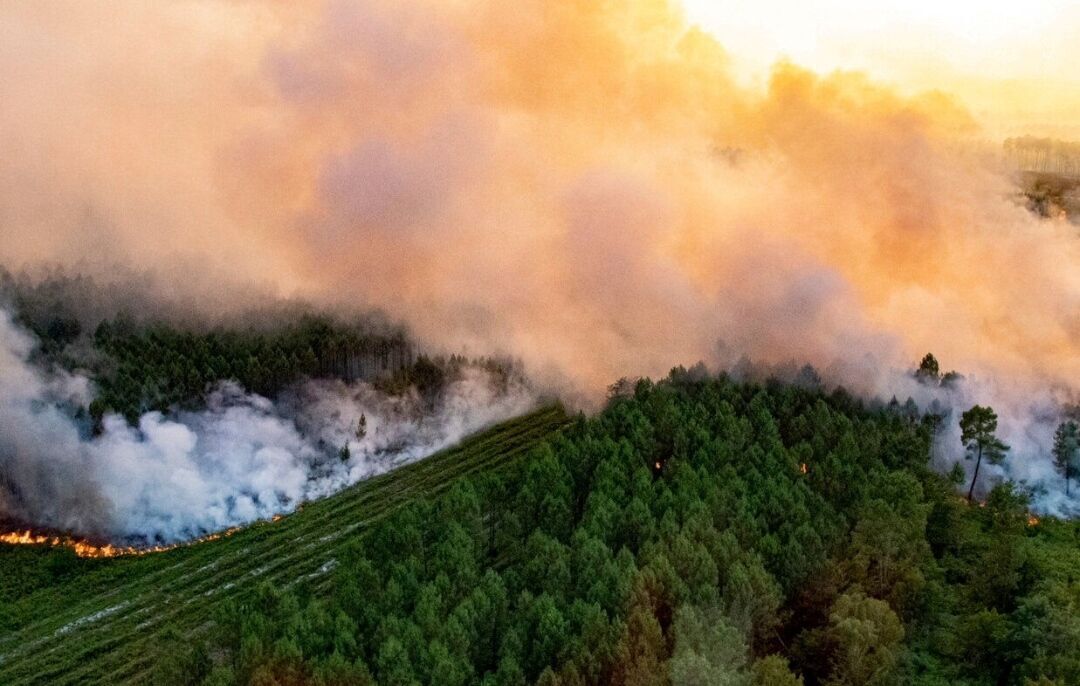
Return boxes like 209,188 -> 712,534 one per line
0,405 -> 568,685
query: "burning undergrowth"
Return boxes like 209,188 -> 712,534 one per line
0,525 -> 242,558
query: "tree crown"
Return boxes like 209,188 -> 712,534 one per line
960,405 -> 1009,464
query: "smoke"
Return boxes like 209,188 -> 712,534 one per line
0,1 -> 1077,510
0,308 -> 536,543
866,367 -> 1078,515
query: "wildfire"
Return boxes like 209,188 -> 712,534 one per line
800,463 -> 808,474
0,524 -> 246,558
1027,514 -> 1040,527
654,461 -> 662,470
0,530 -> 145,558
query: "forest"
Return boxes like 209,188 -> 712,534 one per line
80,316 -> 520,429
1005,136 -> 1080,177
2,276 -> 1077,685
2,2 -> 1079,684
147,371 -> 1080,686
88,316 -> 414,424
1,269 -> 521,428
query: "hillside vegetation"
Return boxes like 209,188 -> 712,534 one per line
4,373 -> 1078,685
0,406 -> 570,685
150,373 -> 1077,686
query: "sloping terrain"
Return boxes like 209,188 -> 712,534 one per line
0,405 -> 568,685
139,374 -> 1080,686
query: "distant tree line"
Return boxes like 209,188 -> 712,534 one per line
86,316 -> 524,428
1005,136 -> 1080,177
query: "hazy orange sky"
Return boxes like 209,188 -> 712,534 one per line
684,0 -> 1080,139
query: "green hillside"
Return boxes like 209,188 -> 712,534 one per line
3,373 -> 1079,686
0,405 -> 570,685
144,373 -> 1078,686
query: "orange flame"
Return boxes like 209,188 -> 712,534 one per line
0,524 -> 247,558
0,530 -> 137,558
1027,514 -> 1040,526
800,463 -> 808,474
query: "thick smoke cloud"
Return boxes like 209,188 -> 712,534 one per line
0,309 -> 536,542
0,2 -> 1077,510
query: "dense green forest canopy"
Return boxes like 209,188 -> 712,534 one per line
1,270 -> 521,427
88,316 -> 413,423
87,317 -> 518,428
145,372 -> 1079,686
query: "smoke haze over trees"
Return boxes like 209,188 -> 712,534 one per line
146,372 -> 1080,686
0,0 -> 1076,521
0,303 -> 538,543
0,0 -> 1075,399
0,3 -> 1077,682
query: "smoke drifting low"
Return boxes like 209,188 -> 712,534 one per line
858,367 -> 1077,515
0,2 -> 1077,513
0,308 -> 536,543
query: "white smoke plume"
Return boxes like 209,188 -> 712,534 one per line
0,308 -> 537,543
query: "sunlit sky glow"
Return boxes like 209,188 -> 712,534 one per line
683,0 -> 1080,138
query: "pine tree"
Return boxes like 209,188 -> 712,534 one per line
914,354 -> 940,384
960,406 -> 1010,502
1052,420 -> 1079,495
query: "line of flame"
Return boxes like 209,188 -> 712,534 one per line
0,525 -> 246,558
0,510 -> 294,559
